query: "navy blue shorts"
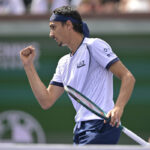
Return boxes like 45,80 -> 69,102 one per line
73,119 -> 121,145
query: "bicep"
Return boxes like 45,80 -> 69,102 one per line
47,84 -> 64,104
109,60 -> 130,80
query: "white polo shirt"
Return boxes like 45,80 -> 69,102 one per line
50,37 -> 119,122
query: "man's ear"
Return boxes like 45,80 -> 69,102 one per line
66,20 -> 73,30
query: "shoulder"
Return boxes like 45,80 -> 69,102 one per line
83,37 -> 111,49
83,37 -> 118,69
59,53 -> 70,62
57,53 -> 70,66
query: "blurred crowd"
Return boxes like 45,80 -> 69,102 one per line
0,0 -> 150,15
77,0 -> 150,15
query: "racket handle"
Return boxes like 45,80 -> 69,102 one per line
122,126 -> 150,146
106,116 -> 111,122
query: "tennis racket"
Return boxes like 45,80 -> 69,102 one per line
64,85 -> 150,146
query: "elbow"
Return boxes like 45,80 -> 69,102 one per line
36,93 -> 54,110
130,73 -> 136,84
41,101 -> 54,110
133,76 -> 136,85
38,99 -> 53,110
127,72 -> 136,86
41,104 -> 50,110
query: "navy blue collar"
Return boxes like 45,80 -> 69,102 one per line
70,37 -> 85,57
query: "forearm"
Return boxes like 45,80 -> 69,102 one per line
106,60 -> 135,127
105,72 -> 135,127
24,64 -> 52,109
115,72 -> 135,109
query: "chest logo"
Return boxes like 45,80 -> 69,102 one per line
77,60 -> 86,68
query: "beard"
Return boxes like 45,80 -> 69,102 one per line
58,42 -> 67,47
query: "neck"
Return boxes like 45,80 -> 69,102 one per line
68,33 -> 84,55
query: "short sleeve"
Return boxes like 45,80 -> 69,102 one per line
88,38 -> 119,69
50,60 -> 64,87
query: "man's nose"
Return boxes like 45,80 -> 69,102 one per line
49,31 -> 54,38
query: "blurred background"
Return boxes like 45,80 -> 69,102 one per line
0,0 -> 150,145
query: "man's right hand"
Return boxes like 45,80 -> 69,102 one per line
20,46 -> 35,67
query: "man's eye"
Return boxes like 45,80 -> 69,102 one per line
50,25 -> 56,30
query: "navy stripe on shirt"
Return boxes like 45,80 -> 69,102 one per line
50,81 -> 64,87
106,57 -> 119,70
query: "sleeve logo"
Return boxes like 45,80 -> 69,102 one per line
104,48 -> 113,57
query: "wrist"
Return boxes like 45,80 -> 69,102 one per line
24,63 -> 34,71
115,103 -> 125,111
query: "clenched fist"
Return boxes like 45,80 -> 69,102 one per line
20,46 -> 36,67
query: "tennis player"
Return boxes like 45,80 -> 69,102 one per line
20,6 -> 135,145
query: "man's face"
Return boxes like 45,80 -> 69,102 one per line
49,21 -> 68,47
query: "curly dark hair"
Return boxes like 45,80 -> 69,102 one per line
53,6 -> 83,34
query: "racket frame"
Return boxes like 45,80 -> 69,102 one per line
64,85 -> 150,146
